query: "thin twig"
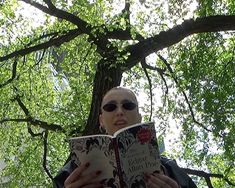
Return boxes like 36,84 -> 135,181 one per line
158,55 -> 212,132
141,60 -> 169,107
35,49 -> 46,66
141,60 -> 153,121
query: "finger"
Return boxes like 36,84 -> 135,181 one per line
152,174 -> 179,188
79,170 -> 102,186
67,182 -> 103,188
146,178 -> 161,188
146,174 -> 166,188
64,162 -> 90,185
69,170 -> 103,188
83,182 -> 104,188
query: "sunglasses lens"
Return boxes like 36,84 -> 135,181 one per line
122,102 -> 137,110
103,103 -> 117,112
102,102 -> 137,112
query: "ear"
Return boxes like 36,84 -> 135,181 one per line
137,112 -> 142,123
99,114 -> 107,133
99,114 -> 104,128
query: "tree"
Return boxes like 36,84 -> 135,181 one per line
0,0 -> 234,187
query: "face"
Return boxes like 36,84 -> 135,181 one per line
99,89 -> 142,135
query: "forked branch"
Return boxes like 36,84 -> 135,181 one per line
158,55 -> 212,132
10,94 -> 65,132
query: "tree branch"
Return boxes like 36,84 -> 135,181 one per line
141,59 -> 153,121
141,60 -> 169,107
21,0 -> 110,48
42,130 -> 53,180
104,0 -> 144,41
0,31 -> 58,88
27,31 -> 61,46
0,29 -> 81,62
20,0 -> 136,55
158,55 -> 213,132
21,0 -> 90,33
35,49 -> 46,67
0,117 -> 64,132
27,124 -> 44,137
125,15 -> 235,68
14,94 -> 30,116
122,0 -> 130,22
11,95 -> 65,132
182,168 -> 235,187
140,61 -> 167,75
0,59 -> 18,88
43,0 -> 56,10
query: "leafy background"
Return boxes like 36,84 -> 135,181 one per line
0,0 -> 234,187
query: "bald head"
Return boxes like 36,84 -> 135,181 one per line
102,87 -> 139,107
99,86 -> 142,135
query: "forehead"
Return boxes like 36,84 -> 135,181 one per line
102,89 -> 137,104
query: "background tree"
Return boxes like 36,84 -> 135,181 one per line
0,0 -> 234,187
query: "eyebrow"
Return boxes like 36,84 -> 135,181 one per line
104,99 -> 134,105
121,99 -> 134,104
104,100 -> 117,104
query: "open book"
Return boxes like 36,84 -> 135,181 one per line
69,122 -> 160,188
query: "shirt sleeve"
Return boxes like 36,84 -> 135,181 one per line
160,156 -> 197,188
53,160 -> 77,188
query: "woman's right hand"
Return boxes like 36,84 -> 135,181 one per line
64,162 -> 103,188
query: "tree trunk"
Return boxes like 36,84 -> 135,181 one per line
84,60 -> 123,135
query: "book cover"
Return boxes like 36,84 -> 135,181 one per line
69,122 -> 160,187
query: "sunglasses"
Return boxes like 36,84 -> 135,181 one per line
102,101 -> 137,112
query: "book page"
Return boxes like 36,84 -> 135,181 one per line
115,122 -> 160,187
69,135 -> 120,187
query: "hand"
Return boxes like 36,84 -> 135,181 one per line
64,162 -> 103,188
145,173 -> 179,188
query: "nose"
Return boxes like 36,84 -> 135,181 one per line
115,105 -> 124,116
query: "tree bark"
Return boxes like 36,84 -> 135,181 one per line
84,59 -> 123,135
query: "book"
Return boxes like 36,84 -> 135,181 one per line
69,122 -> 161,188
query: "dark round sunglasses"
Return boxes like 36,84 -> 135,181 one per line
102,102 -> 137,112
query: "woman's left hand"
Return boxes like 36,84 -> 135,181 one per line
145,173 -> 179,188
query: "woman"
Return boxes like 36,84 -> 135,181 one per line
54,87 -> 197,188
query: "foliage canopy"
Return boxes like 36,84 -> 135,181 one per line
0,0 -> 234,187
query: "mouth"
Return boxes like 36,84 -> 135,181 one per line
114,120 -> 127,126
